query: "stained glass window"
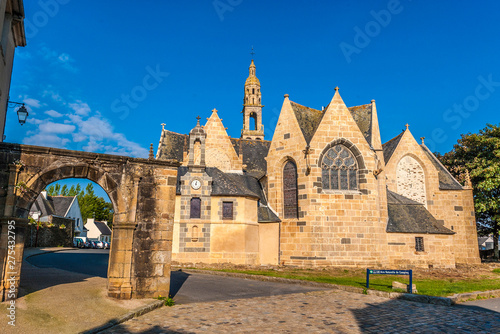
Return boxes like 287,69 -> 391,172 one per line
321,145 -> 358,191
283,161 -> 298,218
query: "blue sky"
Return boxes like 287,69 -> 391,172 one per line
5,1 -> 500,164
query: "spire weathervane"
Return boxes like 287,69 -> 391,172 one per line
250,46 -> 255,58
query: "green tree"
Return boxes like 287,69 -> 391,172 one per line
47,183 -> 61,196
61,184 -> 69,196
439,123 -> 500,258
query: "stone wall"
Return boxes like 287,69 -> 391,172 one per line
267,91 -> 389,267
386,233 -> 456,268
24,216 -> 74,248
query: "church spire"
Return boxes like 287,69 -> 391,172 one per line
241,58 -> 264,140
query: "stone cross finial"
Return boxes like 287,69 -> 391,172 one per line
212,108 -> 218,113
161,123 -> 165,131
196,115 -> 201,126
405,123 -> 409,130
335,86 -> 339,91
420,137 -> 425,145
148,143 -> 154,160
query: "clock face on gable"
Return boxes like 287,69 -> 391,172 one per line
191,179 -> 201,190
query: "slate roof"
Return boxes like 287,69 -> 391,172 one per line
382,131 -> 404,163
386,190 -> 454,235
290,101 -> 325,145
94,221 -> 112,235
289,100 -> 374,146
157,130 -> 187,162
420,144 -> 463,190
176,166 -> 280,223
347,104 -> 372,145
52,196 -> 75,216
30,194 -> 56,216
30,194 -> 76,218
230,138 -> 270,178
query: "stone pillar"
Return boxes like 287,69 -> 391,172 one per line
0,218 -> 27,301
107,222 -> 137,299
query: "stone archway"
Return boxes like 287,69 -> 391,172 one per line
0,143 -> 179,301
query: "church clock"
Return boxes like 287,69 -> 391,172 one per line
191,179 -> 201,190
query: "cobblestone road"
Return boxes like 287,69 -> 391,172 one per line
103,290 -> 500,333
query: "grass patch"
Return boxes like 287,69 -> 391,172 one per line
493,268 -> 500,274
205,268 -> 500,297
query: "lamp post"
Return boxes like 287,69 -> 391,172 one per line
7,101 -> 29,125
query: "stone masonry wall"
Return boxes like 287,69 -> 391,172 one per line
267,91 -> 389,267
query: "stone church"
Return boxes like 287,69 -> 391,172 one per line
156,60 -> 480,268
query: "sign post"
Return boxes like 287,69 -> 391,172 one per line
366,269 -> 413,294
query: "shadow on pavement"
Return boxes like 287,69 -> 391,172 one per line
169,270 -> 191,299
351,297 -> 500,333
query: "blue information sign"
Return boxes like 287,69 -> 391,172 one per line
366,269 -> 413,293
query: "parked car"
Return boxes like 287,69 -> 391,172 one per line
103,241 -> 110,249
95,241 -> 104,249
73,238 -> 84,248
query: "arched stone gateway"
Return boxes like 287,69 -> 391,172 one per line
0,143 -> 180,301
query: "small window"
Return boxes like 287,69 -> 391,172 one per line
415,237 -> 424,252
190,197 -> 201,219
252,88 -> 255,94
223,202 -> 233,220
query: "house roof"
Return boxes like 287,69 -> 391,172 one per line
51,196 -> 75,216
419,144 -> 463,190
30,194 -> 56,216
382,131 -> 404,163
230,138 -> 270,178
94,221 -> 112,235
386,190 -> 454,235
348,104 -> 373,145
290,101 -> 325,145
157,130 -> 188,161
30,194 -> 76,218
289,100 -> 374,146
478,236 -> 490,245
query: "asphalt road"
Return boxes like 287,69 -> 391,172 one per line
26,249 -> 328,304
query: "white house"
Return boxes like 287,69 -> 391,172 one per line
478,235 -> 499,250
84,218 -> 112,243
29,191 -> 85,236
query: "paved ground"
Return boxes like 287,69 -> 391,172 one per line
1,248 -> 155,334
27,249 -> 329,304
104,289 -> 500,334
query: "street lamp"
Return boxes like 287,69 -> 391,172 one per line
7,101 -> 29,125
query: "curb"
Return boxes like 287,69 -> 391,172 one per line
80,299 -> 164,334
23,247 -> 74,261
180,268 -> 500,307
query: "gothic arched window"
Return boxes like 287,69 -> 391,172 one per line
283,160 -> 298,218
321,145 -> 358,191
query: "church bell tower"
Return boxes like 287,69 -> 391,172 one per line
241,60 -> 264,140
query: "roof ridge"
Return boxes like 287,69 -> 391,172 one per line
382,131 -> 405,147
289,100 -> 322,113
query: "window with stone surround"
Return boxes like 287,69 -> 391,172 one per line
415,237 -> 424,252
190,197 -> 201,219
321,145 -> 358,191
222,201 -> 233,220
283,160 -> 299,218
